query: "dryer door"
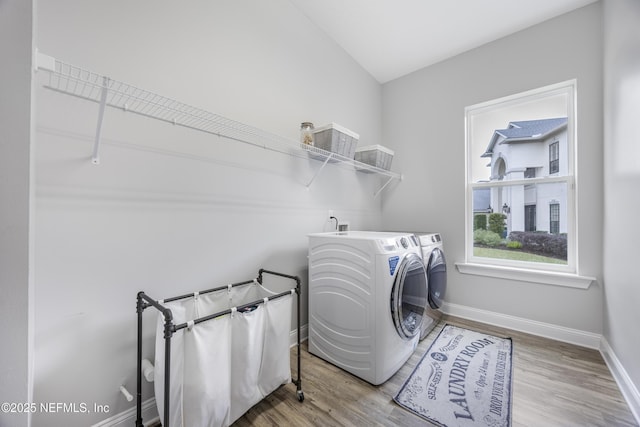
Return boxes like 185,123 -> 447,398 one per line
391,253 -> 428,339
427,247 -> 447,309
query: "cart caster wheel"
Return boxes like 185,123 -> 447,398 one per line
297,390 -> 304,402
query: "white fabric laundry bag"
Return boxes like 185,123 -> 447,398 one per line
229,305 -> 266,424
182,315 -> 232,427
229,281 -> 264,307
230,283 -> 293,396
196,288 -> 233,319
155,296 -> 234,427
258,293 -> 293,396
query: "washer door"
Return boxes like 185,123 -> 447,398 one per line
391,253 -> 428,339
427,247 -> 447,309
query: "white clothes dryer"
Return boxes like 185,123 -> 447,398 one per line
307,231 -> 428,385
414,232 -> 447,340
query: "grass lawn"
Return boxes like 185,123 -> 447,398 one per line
474,246 -> 567,264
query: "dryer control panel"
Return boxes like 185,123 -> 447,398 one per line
415,233 -> 443,248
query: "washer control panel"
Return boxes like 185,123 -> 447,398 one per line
377,235 -> 417,253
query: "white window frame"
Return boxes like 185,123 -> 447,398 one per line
457,80 -> 594,289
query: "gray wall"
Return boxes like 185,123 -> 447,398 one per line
8,1 -> 638,425
603,0 -> 640,413
381,4 -> 604,332
33,1 -> 383,425
0,1 -> 34,427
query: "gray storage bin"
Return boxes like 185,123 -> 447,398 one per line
355,145 -> 394,171
312,123 -> 359,159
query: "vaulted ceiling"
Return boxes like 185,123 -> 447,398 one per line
288,0 -> 598,83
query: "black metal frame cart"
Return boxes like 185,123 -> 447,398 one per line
135,269 -> 304,427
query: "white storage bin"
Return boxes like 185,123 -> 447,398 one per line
355,145 -> 394,171
312,123 -> 359,159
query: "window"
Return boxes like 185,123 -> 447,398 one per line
465,80 -> 576,274
549,141 -> 559,174
525,205 -> 537,232
550,203 -> 560,234
524,167 -> 536,178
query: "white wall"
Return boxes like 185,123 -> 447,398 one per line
34,1 -> 383,425
603,0 -> 640,416
381,4 -> 604,332
0,1 -> 34,427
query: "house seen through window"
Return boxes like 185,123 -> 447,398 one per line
465,81 -> 576,272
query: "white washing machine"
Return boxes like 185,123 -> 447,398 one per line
414,232 -> 447,340
308,231 -> 428,385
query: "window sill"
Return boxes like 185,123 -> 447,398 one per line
454,262 -> 595,289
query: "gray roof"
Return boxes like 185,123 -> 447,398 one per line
482,117 -> 567,157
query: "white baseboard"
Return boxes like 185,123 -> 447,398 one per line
600,338 -> 640,425
90,397 -> 157,427
442,302 -> 602,349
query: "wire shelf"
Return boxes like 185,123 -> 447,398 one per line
35,52 -> 401,194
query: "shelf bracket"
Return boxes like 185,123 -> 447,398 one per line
92,76 -> 110,165
373,175 -> 396,199
306,153 -> 334,189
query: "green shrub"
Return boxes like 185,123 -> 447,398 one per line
506,240 -> 523,249
488,213 -> 506,236
474,214 -> 487,231
474,229 -> 503,247
508,231 -> 567,259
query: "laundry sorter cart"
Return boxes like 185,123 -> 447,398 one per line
135,268 -> 304,427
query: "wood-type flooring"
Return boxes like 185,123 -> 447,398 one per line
152,316 -> 638,427
152,316 -> 639,426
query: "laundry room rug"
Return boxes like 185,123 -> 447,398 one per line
394,324 -> 513,427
